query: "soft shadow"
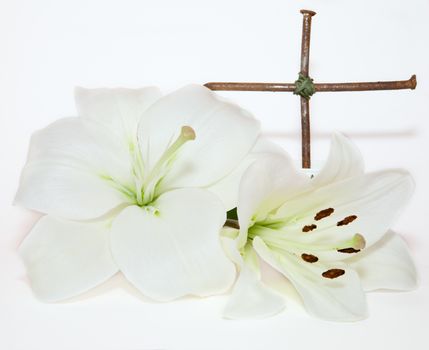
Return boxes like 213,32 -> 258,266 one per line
61,272 -> 157,304
13,208 -> 42,248
62,273 -> 223,304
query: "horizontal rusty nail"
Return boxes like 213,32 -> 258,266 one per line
204,75 -> 417,92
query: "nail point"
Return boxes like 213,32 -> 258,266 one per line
410,74 -> 417,90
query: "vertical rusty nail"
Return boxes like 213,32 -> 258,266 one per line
300,9 -> 316,169
300,9 -> 316,76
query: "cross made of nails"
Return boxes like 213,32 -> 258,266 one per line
204,9 -> 417,169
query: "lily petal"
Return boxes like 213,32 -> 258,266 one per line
110,188 -> 236,301
220,233 -> 241,265
313,133 -> 364,187
19,215 -> 118,302
222,238 -> 286,319
137,84 -> 260,190
347,231 -> 417,291
253,237 -> 368,321
224,264 -> 286,319
274,170 -> 414,249
207,137 -> 287,211
15,118 -> 131,220
75,86 -> 161,139
237,153 -> 310,248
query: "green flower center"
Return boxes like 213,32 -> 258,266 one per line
101,125 -> 196,208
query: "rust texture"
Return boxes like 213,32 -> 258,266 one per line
203,82 -> 297,91
204,75 -> 416,92
204,9 -> 417,170
299,10 -> 316,168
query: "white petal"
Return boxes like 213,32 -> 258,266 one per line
224,265 -> 286,319
347,231 -> 417,291
207,137 -> 287,210
220,234 -> 242,265
15,118 -> 131,220
137,84 -> 260,189
223,241 -> 286,319
313,133 -> 364,187
110,189 -> 236,301
75,86 -> 161,139
237,153 -> 310,248
253,237 -> 368,321
274,170 -> 415,249
19,215 -> 118,302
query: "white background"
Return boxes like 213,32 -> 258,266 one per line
1,0 -> 428,349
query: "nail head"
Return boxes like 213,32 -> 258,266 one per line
300,9 -> 317,16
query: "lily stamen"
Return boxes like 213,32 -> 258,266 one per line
142,125 -> 196,204
250,225 -> 365,253
100,125 -> 197,207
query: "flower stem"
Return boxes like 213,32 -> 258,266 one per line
224,219 -> 240,229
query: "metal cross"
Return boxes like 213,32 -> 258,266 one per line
204,9 -> 417,169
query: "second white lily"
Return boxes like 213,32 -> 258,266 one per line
223,134 -> 417,321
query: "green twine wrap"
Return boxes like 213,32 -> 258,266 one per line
294,73 -> 316,99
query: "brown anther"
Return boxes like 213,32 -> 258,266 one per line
337,215 -> 357,226
314,208 -> 334,221
337,247 -> 361,254
322,268 -> 345,279
301,253 -> 319,263
302,224 -> 317,232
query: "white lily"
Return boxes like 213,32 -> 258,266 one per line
15,85 -> 264,302
223,133 -> 417,321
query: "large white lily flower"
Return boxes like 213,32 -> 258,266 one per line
223,133 -> 417,321
15,85 -> 264,302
